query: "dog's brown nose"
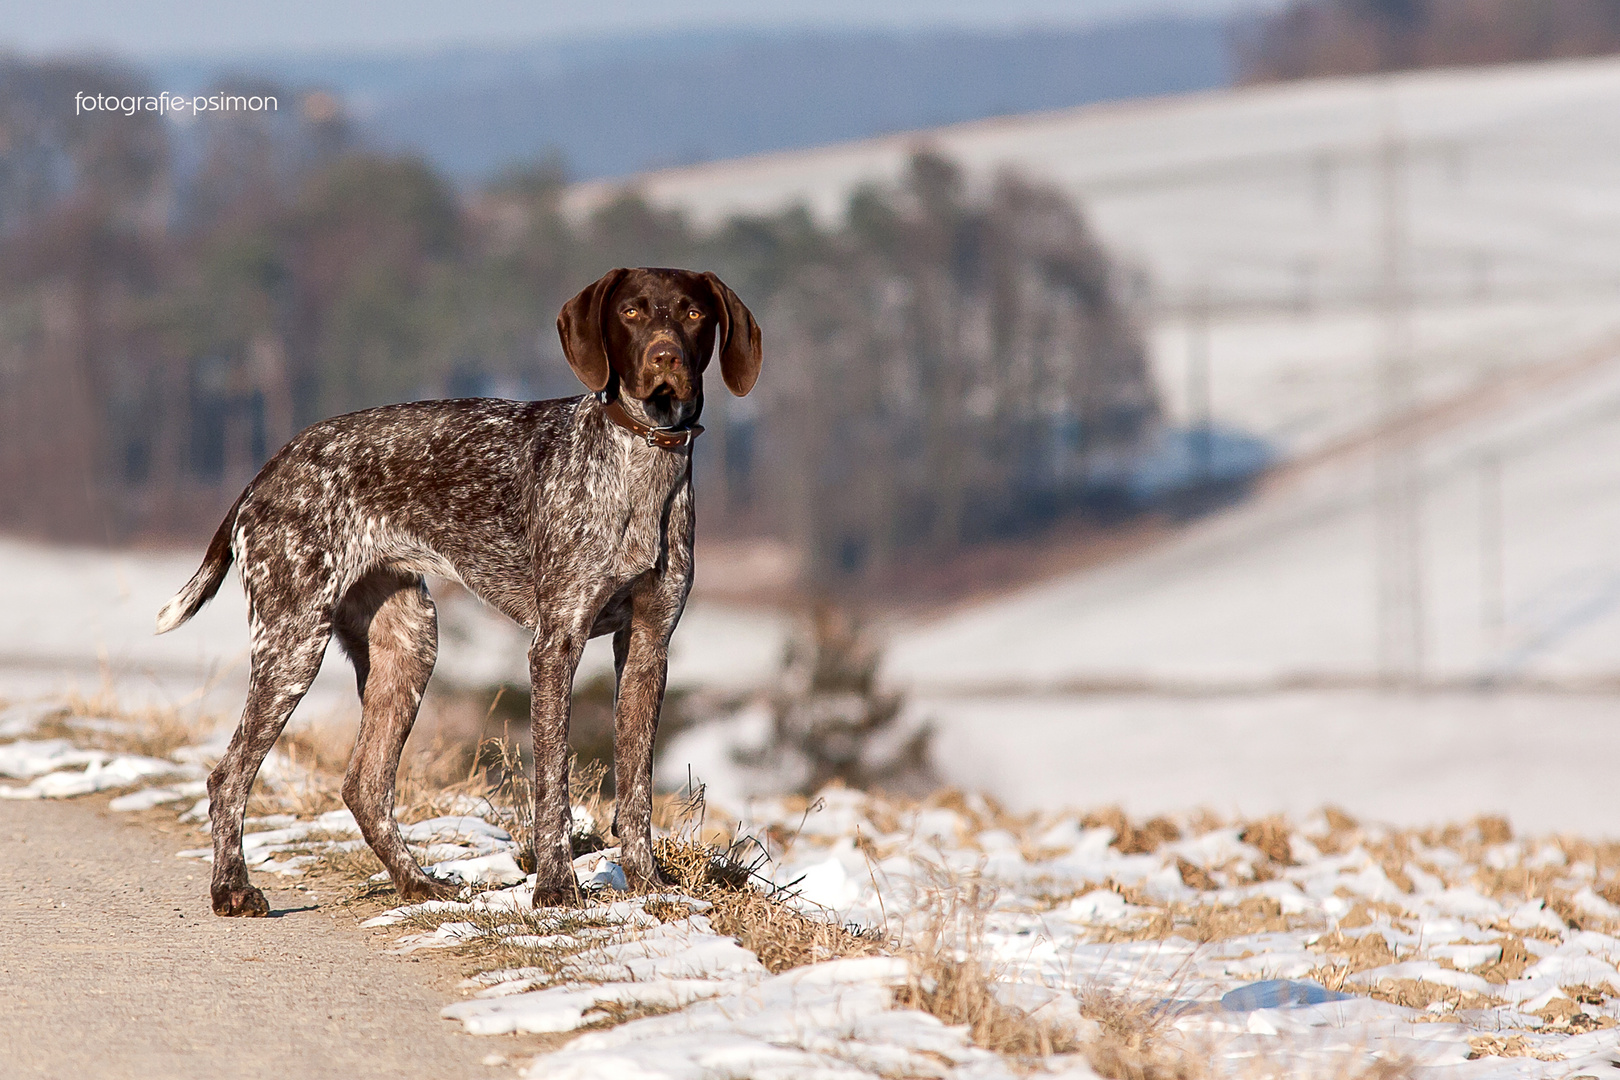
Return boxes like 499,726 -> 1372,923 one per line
647,340 -> 683,369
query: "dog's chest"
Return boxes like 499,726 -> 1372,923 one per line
573,437 -> 690,584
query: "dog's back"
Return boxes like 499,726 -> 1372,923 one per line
159,396 -> 578,634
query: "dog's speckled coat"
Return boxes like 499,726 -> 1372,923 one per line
157,268 -> 762,915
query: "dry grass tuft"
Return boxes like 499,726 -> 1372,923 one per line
579,997 -> 685,1029
475,732 -> 537,872
896,878 -> 1080,1061
652,835 -> 884,973
1309,928 -> 1395,973
1092,894 -> 1316,945
1475,815 -> 1514,845
1084,806 -> 1182,855
642,897 -> 696,923
1533,995 -> 1616,1033
1240,816 -> 1296,865
1361,978 -> 1500,1012
1311,806 -> 1362,855
653,835 -> 756,892
1475,936 -> 1533,984
1176,858 -> 1219,891
38,693 -> 217,760
1335,900 -> 1406,930
1466,1033 -> 1560,1060
710,888 -> 887,973
304,844 -> 389,897
1075,986 -> 1200,1080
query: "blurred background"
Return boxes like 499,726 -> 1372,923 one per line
4,0 -> 1620,832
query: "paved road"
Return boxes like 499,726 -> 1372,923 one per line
0,797 -> 527,1079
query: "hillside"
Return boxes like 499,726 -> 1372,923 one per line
572,55 -> 1620,459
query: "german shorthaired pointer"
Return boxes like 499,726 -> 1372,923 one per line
156,267 -> 762,915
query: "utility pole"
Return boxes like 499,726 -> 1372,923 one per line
1186,281 -> 1213,483
1480,447 -> 1505,663
1374,89 -> 1426,688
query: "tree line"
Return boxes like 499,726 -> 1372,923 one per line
1240,0 -> 1620,80
0,58 -> 1159,591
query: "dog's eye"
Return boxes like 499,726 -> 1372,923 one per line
686,309 -> 702,320
622,307 -> 639,319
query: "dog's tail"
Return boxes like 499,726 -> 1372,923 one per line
155,491 -> 246,635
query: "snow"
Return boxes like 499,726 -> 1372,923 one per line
14,698 -> 1620,1078
427,852 -> 529,887
108,780 -> 207,811
0,738 -> 198,799
363,782 -> 1620,1076
886,356 -> 1620,691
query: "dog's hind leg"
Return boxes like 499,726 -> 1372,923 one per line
332,569 -> 453,902
208,606 -> 332,917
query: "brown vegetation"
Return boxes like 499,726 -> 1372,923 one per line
0,56 -> 1159,599
1241,0 -> 1620,83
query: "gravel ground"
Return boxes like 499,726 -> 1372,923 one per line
0,796 -> 536,1080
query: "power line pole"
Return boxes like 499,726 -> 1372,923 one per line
1186,280 -> 1213,483
1480,447 -> 1505,664
1374,89 -> 1427,688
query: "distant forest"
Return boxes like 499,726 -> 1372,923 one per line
0,58 -> 1159,590
1240,0 -> 1620,80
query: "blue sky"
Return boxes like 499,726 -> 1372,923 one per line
0,0 -> 1280,57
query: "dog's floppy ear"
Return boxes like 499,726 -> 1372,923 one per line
702,272 -> 763,397
557,268 -> 630,392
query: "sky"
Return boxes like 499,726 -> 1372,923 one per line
0,0 -> 1280,57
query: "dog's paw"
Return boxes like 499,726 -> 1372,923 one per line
624,865 -> 669,893
396,875 -> 459,902
531,881 -> 582,909
211,884 -> 270,918
620,849 -> 670,893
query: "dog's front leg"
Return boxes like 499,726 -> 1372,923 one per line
528,620 -> 585,906
611,617 -> 675,891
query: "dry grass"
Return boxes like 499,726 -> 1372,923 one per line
1092,894 -> 1319,946
645,777 -> 890,974
34,693 -> 216,760
1076,986 -> 1202,1080
1240,816 -> 1296,865
895,876 -> 1082,1063
302,844 -> 390,898
1476,936 -> 1534,984
1363,978 -> 1500,1012
653,835 -> 887,974
1308,926 -> 1397,973
1083,806 -> 1184,855
1466,1033 -> 1561,1060
407,901 -> 631,978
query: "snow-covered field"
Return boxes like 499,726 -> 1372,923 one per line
885,356 -> 1620,691
659,349 -> 1620,835
10,697 -> 1620,1079
571,55 -> 1620,458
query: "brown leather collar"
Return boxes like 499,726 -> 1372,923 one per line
601,396 -> 703,449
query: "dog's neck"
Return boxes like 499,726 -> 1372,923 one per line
592,387 -> 704,450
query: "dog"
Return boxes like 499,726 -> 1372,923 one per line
156,267 -> 762,915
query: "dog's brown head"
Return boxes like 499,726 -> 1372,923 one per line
557,267 -> 762,428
